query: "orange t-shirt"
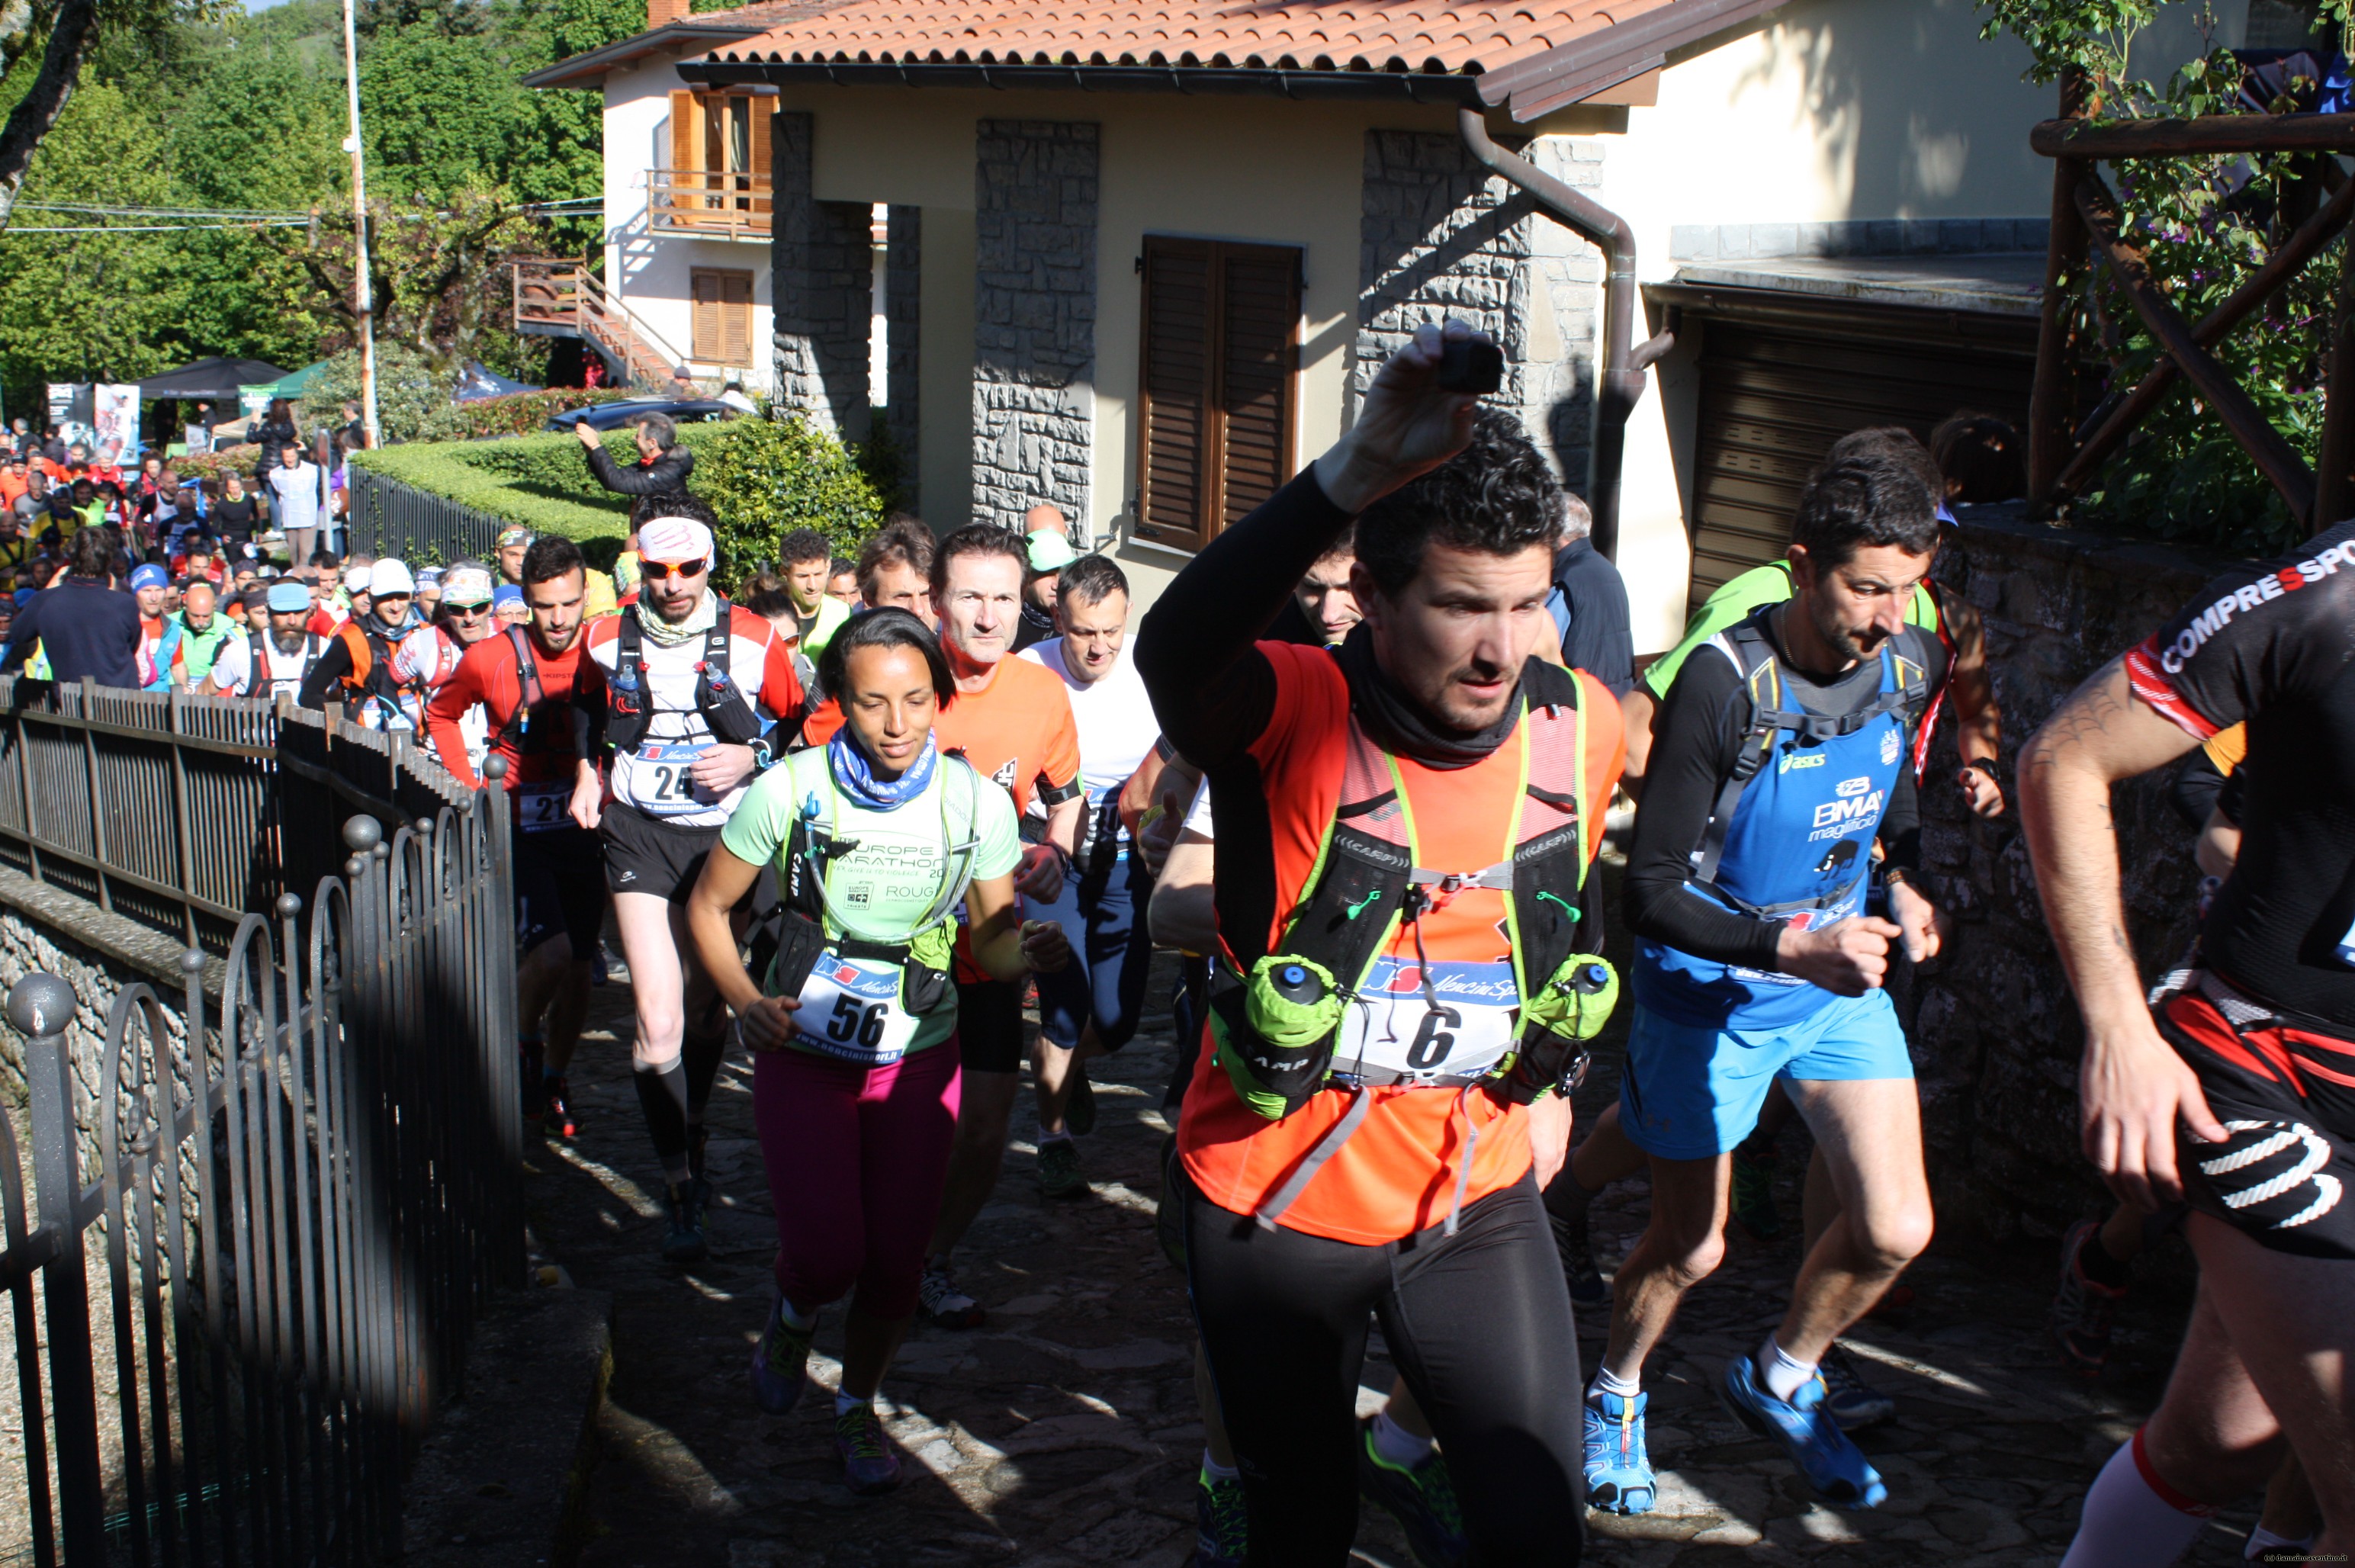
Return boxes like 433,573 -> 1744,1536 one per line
1178,642 -> 1624,1245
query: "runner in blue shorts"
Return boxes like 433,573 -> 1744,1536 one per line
1586,447 -> 1953,1518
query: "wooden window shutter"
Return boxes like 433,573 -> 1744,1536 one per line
669,88 -> 697,172
1135,235 -> 1300,552
720,272 -> 753,363
748,98 -> 773,194
1215,247 -> 1300,532
1136,236 -> 1215,551
690,270 -> 721,362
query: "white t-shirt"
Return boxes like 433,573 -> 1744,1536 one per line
1184,776 -> 1215,840
208,630 -> 325,699
1018,637 -> 1160,847
580,600 -> 803,829
394,624 -> 484,770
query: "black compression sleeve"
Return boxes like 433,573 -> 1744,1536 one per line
1135,468 -> 1354,769
1621,652 -> 1788,971
298,636 -> 353,712
2170,749 -> 2227,831
1879,752 -> 1920,874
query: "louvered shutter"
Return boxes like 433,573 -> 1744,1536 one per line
691,271 -> 721,362
748,98 -> 773,217
1136,236 -> 1214,551
1215,246 -> 1299,532
720,272 -> 753,363
668,90 -> 696,220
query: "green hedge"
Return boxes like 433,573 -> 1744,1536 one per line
349,411 -> 885,578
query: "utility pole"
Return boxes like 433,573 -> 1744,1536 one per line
341,0 -> 380,448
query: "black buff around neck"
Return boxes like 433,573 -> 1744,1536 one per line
1335,625 -> 1521,770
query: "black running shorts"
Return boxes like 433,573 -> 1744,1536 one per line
2158,986 -> 2355,1261
514,826 -> 606,956
957,978 -> 1026,1074
599,798 -> 721,904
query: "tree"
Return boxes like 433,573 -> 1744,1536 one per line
0,0 -> 219,232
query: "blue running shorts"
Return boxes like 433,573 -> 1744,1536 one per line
1618,988 -> 1913,1160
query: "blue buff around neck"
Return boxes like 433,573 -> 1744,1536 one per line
827,729 -> 937,811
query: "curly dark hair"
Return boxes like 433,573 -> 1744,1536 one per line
629,490 -> 715,529
1790,451 -> 1940,567
519,535 -> 586,587
776,527 -> 831,570
1355,408 -> 1562,596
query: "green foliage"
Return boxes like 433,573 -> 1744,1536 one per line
414,386 -> 635,440
352,414 -> 887,577
1979,0 -> 2355,555
690,410 -> 885,582
304,343 -> 455,442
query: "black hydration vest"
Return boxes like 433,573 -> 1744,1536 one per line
602,597 -> 764,751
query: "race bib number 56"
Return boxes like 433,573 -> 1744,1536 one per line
792,954 -> 920,1065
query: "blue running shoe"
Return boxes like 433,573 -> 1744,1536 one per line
1719,1354 -> 1887,1509
1196,1465 -> 1248,1567
1581,1387 -> 1656,1515
748,1296 -> 811,1415
1355,1415 -> 1470,1567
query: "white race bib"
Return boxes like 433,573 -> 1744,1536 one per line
636,741 -> 708,816
1334,958 -> 1519,1080
792,953 -> 920,1065
517,779 -> 570,834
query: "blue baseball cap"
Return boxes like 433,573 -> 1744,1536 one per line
266,581 -> 312,613
128,564 -> 169,592
493,584 -> 524,610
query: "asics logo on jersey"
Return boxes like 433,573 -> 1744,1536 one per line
2199,1120 -> 2345,1231
2159,541 -> 2355,673
1778,751 -> 1825,773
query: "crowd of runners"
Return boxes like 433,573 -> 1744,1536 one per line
281,320 -> 2354,1566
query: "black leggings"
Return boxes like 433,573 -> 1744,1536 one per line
1184,1172 -> 1585,1566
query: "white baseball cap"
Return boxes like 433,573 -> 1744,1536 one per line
369,559 -> 416,598
342,564 -> 370,592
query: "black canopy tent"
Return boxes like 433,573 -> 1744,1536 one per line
137,357 -> 292,400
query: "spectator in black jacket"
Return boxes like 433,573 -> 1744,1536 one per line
575,412 -> 694,496
1547,490 -> 1634,696
2,527 -> 141,687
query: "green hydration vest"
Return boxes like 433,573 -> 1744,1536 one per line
764,754 -> 988,1039
1213,659 -> 1621,1232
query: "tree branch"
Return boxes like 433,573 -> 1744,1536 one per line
0,0 -> 101,233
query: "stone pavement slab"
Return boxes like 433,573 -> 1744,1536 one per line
525,946 -> 2276,1566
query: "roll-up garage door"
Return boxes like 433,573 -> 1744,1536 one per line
1656,285 -> 2036,606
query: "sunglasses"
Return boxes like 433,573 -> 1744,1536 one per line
640,560 -> 708,581
447,602 -> 492,618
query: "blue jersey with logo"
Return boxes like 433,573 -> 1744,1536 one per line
1634,634 -> 1916,1030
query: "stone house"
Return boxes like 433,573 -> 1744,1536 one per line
524,0 -> 2191,643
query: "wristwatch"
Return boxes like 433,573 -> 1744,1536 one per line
748,739 -> 774,772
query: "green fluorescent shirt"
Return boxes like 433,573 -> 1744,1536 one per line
1641,561 -> 1942,700
799,593 -> 851,664
719,743 -> 1021,1056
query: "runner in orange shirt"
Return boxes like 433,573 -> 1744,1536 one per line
1136,324 -> 1623,1564
804,525 -> 1083,1328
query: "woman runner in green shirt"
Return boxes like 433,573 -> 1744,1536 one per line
686,608 -> 1069,1495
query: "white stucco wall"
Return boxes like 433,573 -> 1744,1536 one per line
600,57 -> 777,391
1597,0 -> 2258,652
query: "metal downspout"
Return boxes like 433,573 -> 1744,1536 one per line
1458,108 -> 1675,561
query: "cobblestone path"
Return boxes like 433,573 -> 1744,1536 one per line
526,939 -> 2276,1567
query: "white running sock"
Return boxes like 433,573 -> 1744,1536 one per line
834,1391 -> 871,1418
2061,1430 -> 2212,1568
1371,1409 -> 1434,1468
1592,1365 -> 1640,1400
2246,1523 -> 2315,1560
1039,1130 -> 1074,1148
1201,1450 -> 1239,1483
777,1297 -> 814,1332
1759,1335 -> 1816,1403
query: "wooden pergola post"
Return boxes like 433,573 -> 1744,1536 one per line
2028,66 -> 2090,516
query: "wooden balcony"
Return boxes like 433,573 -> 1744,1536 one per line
648,168 -> 771,242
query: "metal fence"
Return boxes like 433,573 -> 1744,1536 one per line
0,678 -> 479,957
0,699 -> 520,1565
344,467 -> 510,567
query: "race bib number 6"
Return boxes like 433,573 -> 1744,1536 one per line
793,953 -> 920,1065
1335,958 -> 1519,1079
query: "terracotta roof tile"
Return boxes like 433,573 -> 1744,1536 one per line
705,1 -> 1683,79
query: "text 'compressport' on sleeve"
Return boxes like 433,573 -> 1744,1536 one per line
2123,516 -> 2355,742
1135,468 -> 1354,771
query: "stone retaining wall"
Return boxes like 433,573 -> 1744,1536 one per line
0,867 -> 217,1195
1910,503 -> 2239,1248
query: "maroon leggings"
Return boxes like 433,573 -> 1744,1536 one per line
753,1037 -> 962,1319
